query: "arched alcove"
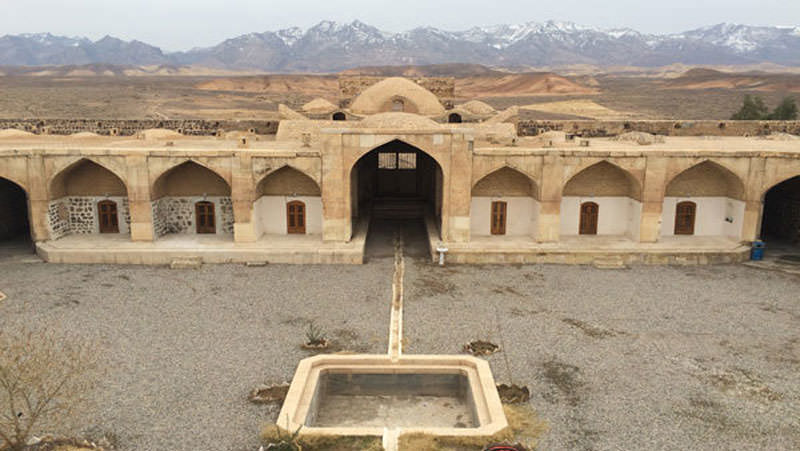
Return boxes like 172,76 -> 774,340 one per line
151,161 -> 232,237
254,166 -> 322,237
471,167 -> 539,238
561,161 -> 642,239
48,159 -> 129,237
660,161 -> 746,239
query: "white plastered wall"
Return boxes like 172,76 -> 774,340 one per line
560,197 -> 642,239
254,196 -> 322,237
470,197 -> 539,237
660,197 -> 745,238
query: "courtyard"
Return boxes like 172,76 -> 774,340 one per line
0,248 -> 798,450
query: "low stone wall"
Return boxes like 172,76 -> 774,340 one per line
0,119 -> 279,136
518,120 -> 800,137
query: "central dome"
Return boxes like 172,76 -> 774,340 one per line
360,112 -> 441,129
350,77 -> 446,116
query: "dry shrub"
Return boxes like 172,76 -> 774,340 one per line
261,425 -> 382,451
0,326 -> 102,451
398,404 -> 548,450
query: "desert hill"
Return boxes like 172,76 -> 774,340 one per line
664,68 -> 800,92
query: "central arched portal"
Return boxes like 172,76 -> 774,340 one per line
351,139 -> 443,258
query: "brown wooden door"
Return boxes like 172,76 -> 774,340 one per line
674,201 -> 696,235
579,202 -> 599,235
491,201 -> 507,235
97,200 -> 119,233
195,201 -> 216,234
287,201 -> 306,234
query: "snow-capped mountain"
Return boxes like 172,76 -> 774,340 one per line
1,21 -> 799,70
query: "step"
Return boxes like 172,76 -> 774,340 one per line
170,257 -> 203,269
592,256 -> 628,269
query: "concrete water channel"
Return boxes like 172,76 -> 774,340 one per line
277,234 -> 507,450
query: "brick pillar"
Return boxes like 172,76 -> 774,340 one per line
232,154 -> 257,242
26,154 -> 50,241
537,155 -> 563,242
322,133 -> 349,242
445,134 -> 472,243
741,157 -> 767,242
639,158 -> 668,243
125,154 -> 154,241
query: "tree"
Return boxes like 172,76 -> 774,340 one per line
767,97 -> 798,120
0,326 -> 102,451
731,95 -> 769,120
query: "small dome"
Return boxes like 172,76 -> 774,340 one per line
360,112 -> 441,129
458,100 -> 496,115
302,98 -> 338,113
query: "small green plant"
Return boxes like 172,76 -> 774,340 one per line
263,416 -> 303,450
304,320 -> 326,346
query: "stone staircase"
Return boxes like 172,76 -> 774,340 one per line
592,256 -> 628,269
372,198 -> 427,220
169,256 -> 203,269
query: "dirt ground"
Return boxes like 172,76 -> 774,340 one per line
0,72 -> 797,120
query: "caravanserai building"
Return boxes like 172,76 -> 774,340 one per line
1,77 -> 799,265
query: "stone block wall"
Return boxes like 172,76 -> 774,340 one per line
152,197 -> 234,237
0,119 -> 279,137
48,197 -> 131,237
47,201 -> 70,240
518,120 -> 800,137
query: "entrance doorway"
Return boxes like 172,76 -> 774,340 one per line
0,177 -> 32,258
674,201 -> 696,235
287,201 -> 306,234
352,140 -> 443,258
195,201 -> 216,234
579,202 -> 599,235
761,176 -> 800,245
98,200 -> 119,234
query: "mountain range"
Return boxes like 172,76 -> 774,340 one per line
1,21 -> 799,72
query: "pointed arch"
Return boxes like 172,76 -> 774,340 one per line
49,158 -> 128,199
563,160 -> 642,200
256,165 -> 321,197
472,166 -> 539,199
151,160 -> 231,199
665,160 -> 745,200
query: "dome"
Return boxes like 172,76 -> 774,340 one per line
350,77 -> 446,116
302,98 -> 338,113
360,112 -> 441,129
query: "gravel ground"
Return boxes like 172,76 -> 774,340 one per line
404,259 -> 800,450
0,258 -> 393,451
2,249 -> 799,451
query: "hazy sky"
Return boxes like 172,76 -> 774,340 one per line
1,0 -> 798,51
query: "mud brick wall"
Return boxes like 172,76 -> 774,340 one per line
0,119 -> 279,136
338,76 -> 455,99
518,120 -> 800,137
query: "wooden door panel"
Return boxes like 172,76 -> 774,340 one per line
287,201 -> 306,234
98,200 -> 119,234
675,201 -> 696,235
195,201 -> 215,234
491,201 -> 507,235
579,202 -> 598,235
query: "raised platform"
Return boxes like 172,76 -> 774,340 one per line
36,220 -> 369,265
426,219 -> 749,265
